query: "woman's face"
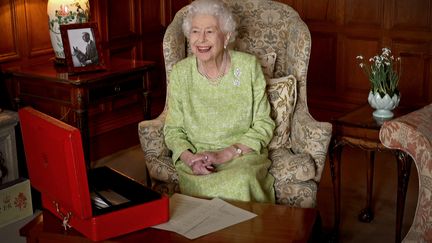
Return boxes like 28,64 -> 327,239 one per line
189,14 -> 227,63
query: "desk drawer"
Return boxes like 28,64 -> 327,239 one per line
88,93 -> 142,117
89,75 -> 143,102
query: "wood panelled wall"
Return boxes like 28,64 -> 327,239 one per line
294,0 -> 432,120
1,0 -> 431,121
0,0 -> 52,64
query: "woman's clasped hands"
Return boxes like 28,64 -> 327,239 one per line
188,154 -> 214,175
182,148 -> 234,175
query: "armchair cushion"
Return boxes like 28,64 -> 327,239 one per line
267,75 -> 297,150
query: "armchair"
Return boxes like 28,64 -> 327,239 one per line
380,104 -> 432,242
138,0 -> 332,208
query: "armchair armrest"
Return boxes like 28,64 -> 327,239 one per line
379,103 -> 432,242
138,115 -> 170,159
138,113 -> 178,186
290,109 -> 332,182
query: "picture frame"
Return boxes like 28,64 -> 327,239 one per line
60,22 -> 106,74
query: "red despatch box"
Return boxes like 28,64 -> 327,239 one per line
18,107 -> 169,241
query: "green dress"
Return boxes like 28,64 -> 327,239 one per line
164,50 -> 275,203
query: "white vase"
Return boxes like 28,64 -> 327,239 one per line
47,0 -> 90,61
368,91 -> 400,119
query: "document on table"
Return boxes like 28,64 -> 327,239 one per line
152,193 -> 257,239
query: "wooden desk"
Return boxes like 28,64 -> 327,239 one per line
20,202 -> 319,242
329,104 -> 414,242
4,58 -> 155,163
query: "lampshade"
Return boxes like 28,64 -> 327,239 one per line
47,0 -> 90,62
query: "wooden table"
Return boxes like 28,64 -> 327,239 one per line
329,104 -> 414,242
4,57 -> 155,163
20,202 -> 319,243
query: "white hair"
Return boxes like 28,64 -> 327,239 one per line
182,0 -> 237,43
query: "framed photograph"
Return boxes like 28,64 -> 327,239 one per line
60,22 -> 106,74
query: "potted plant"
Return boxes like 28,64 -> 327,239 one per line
356,47 -> 402,118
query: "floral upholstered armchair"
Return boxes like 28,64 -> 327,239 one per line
138,0 -> 332,208
380,104 -> 432,242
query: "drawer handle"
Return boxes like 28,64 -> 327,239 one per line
114,85 -> 121,92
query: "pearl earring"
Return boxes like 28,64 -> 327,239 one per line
224,35 -> 230,49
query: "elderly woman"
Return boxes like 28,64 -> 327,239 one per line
163,0 -> 275,203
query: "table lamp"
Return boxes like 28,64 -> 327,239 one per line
47,0 -> 89,64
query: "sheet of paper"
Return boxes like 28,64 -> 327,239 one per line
152,193 -> 257,239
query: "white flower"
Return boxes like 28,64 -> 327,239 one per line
382,47 -> 391,56
356,47 -> 401,97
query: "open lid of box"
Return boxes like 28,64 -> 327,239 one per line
19,107 -> 93,219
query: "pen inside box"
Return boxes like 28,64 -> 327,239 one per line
91,188 -> 131,209
88,166 -> 161,214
